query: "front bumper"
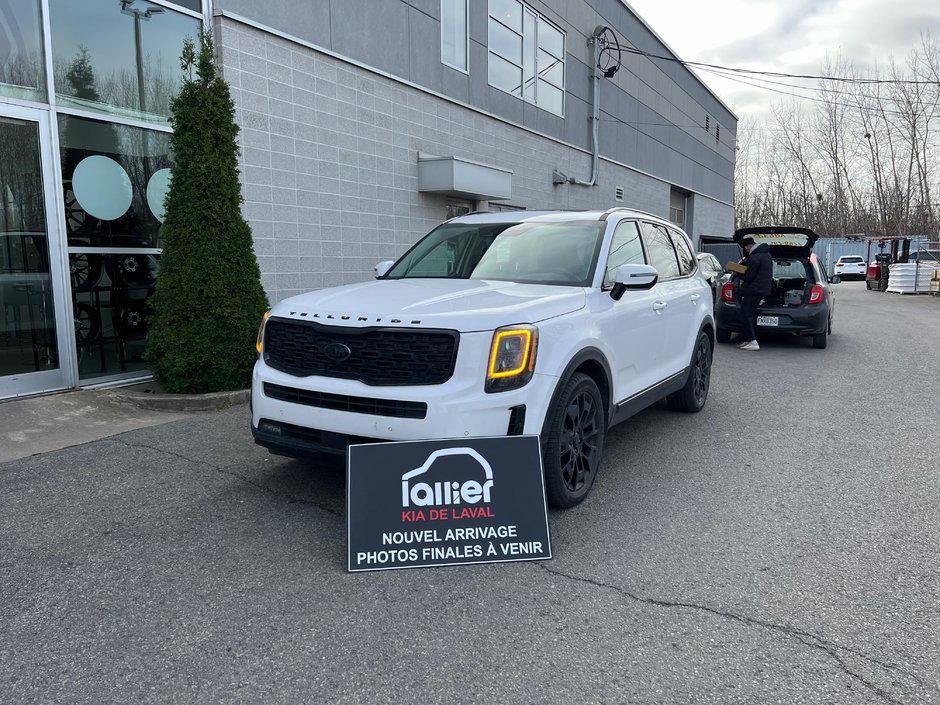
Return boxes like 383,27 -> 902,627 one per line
250,331 -> 556,458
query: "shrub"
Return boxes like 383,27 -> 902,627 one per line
146,31 -> 268,393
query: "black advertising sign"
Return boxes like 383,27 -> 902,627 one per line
347,436 -> 552,572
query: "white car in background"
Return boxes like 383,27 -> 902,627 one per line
833,255 -> 867,280
251,209 -> 716,507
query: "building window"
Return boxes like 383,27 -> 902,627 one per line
445,198 -> 475,219
441,0 -> 468,72
705,115 -> 710,133
716,124 -> 720,143
49,0 -> 201,124
669,188 -> 686,228
0,0 -> 45,102
488,0 -> 565,116
59,114 -> 171,248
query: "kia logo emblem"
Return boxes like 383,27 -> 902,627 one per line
323,342 -> 352,362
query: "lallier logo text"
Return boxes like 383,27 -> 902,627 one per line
400,447 -> 496,523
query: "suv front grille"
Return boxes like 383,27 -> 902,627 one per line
263,318 -> 459,386
263,382 -> 427,419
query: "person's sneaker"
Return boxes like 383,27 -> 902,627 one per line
736,340 -> 750,348
740,341 -> 760,351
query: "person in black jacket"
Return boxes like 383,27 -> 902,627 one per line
737,237 -> 773,351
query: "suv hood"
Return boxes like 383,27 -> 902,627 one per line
735,226 -> 819,258
271,279 -> 586,332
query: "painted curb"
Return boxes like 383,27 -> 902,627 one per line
108,388 -> 249,412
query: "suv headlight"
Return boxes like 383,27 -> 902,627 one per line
485,324 -> 538,393
256,310 -> 270,354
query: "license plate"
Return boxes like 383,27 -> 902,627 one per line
757,316 -> 779,327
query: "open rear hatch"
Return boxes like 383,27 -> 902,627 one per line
734,226 -> 819,258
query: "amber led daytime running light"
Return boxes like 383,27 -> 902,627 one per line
488,329 -> 533,378
256,310 -> 270,353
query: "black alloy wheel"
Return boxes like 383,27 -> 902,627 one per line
63,186 -> 98,236
667,332 -> 713,412
543,373 -> 606,508
73,302 -> 102,343
70,252 -> 103,291
113,301 -> 153,339
108,254 -> 158,288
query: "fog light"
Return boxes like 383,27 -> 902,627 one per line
259,419 -> 282,436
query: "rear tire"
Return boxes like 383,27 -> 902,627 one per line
542,373 -> 606,508
716,328 -> 732,344
667,332 -> 713,413
813,326 -> 828,349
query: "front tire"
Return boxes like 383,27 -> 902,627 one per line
667,332 -> 713,412
542,373 -> 606,508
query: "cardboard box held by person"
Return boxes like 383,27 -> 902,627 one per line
726,261 -> 748,274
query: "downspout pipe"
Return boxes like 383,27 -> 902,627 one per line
569,25 -> 607,187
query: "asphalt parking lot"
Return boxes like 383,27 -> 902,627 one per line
2,282 -> 939,704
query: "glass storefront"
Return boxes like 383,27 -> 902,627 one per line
0,117 -> 58,377
60,115 -> 171,249
60,115 -> 170,380
0,0 -> 203,398
49,0 -> 201,124
0,1 -> 46,103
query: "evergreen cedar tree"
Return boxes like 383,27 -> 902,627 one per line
146,32 -> 269,393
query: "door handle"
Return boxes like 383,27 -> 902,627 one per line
690,294 -> 701,302
653,301 -> 668,311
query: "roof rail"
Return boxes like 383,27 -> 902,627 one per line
443,209 -> 494,223
598,207 -> 667,222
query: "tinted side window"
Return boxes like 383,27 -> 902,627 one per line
668,228 -> 696,276
604,220 -> 646,287
639,222 -> 680,280
812,260 -> 825,283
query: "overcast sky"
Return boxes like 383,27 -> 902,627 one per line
625,0 -> 940,121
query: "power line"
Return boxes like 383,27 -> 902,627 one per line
619,44 -> 939,86
694,64 -> 940,120
698,63 -> 940,111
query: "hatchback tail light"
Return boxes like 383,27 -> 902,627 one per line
808,284 -> 824,304
721,283 -> 735,302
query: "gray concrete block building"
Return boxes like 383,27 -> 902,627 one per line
0,0 -> 735,398
215,0 -> 738,302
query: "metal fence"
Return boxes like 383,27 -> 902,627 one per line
700,237 -> 938,275
699,243 -> 740,267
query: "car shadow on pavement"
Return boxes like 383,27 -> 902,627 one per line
248,453 -> 347,517
722,331 -> 830,350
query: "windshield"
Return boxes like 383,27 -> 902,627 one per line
773,259 -> 809,277
385,221 -> 605,286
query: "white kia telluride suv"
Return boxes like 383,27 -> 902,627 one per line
252,209 -> 715,506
